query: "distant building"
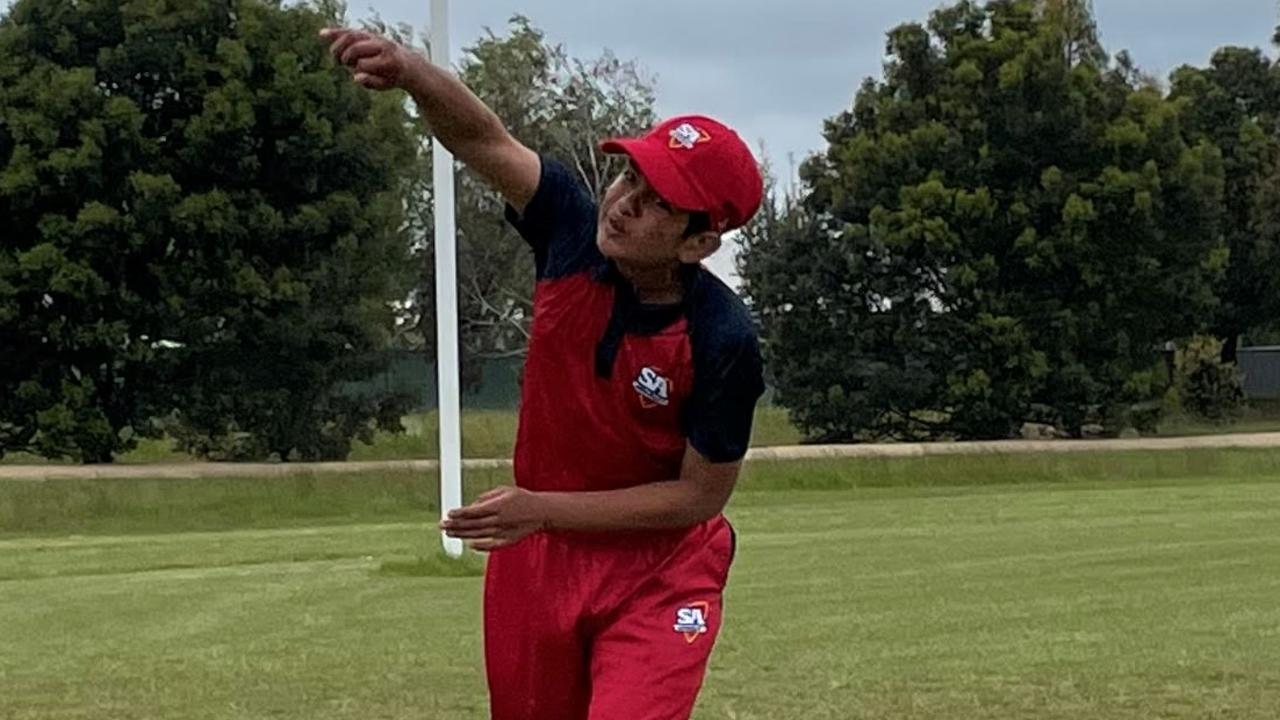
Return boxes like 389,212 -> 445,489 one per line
1238,347 -> 1280,400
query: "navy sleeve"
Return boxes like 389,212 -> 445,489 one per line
504,156 -> 601,279
686,274 -> 767,463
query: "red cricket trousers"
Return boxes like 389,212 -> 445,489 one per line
483,515 -> 736,720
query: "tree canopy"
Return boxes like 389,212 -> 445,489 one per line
742,0 -> 1234,441
1,0 -> 418,461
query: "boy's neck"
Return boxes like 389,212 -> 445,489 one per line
614,259 -> 687,305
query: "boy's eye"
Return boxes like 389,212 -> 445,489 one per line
655,199 -> 673,213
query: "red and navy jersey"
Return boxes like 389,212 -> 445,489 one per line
505,158 -> 765,493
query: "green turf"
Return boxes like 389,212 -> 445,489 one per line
3,451 -> 1280,718
7,448 -> 1280,538
0,406 -> 804,465
12,402 -> 1280,468
9,403 -> 1280,466
345,406 -> 805,460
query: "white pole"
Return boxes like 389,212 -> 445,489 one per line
430,0 -> 463,559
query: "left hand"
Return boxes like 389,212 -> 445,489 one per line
440,486 -> 549,552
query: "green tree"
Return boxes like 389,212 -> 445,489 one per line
0,0 -> 418,462
741,0 -> 1226,441
1170,45 -> 1280,361
1169,335 -> 1243,423
398,17 -> 657,379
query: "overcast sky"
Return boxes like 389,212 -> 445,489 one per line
364,0 -> 1275,282
5,0 -> 1275,283
370,1 -> 1274,177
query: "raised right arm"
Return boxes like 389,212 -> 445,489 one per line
321,28 -> 541,212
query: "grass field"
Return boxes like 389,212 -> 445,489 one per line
4,449 -> 1280,719
0,407 -> 805,466
8,402 -> 1280,466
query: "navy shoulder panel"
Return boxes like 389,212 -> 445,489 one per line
504,156 -> 603,280
685,268 -> 766,463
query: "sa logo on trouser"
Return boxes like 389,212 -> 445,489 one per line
483,516 -> 736,720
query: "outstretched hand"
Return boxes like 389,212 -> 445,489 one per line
319,28 -> 424,91
441,486 -> 551,552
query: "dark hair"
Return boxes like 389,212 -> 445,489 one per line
683,212 -> 713,238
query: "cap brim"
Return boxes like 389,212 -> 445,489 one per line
600,138 -> 707,213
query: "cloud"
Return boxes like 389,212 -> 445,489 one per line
8,0 -> 1272,211
372,0 -> 1274,187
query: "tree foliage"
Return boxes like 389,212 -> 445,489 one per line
1170,46 -> 1280,359
1171,335 -> 1243,423
742,0 -> 1228,441
0,0 -> 418,461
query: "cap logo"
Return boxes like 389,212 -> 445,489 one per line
668,123 -> 711,150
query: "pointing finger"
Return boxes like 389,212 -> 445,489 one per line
354,54 -> 395,77
448,502 -> 501,521
353,73 -> 394,91
327,30 -> 369,61
443,524 -> 502,540
341,38 -> 389,67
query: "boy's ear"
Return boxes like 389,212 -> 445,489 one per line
676,231 -> 722,265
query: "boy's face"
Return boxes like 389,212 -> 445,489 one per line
597,161 -> 713,267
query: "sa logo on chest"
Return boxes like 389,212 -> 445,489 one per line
632,367 -> 672,408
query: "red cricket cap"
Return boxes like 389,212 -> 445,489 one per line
600,115 -> 764,233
